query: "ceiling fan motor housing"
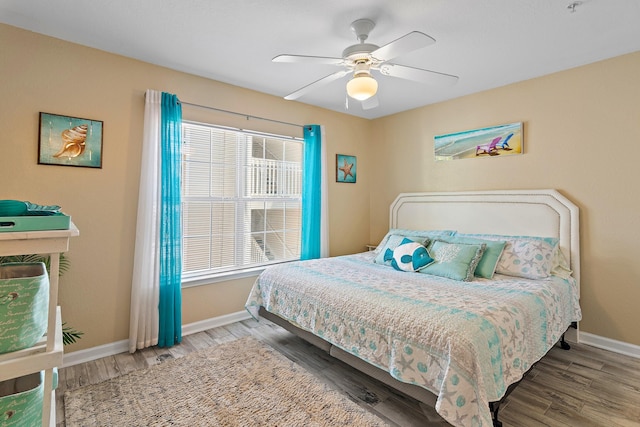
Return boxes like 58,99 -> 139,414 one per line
342,43 -> 379,62
342,18 -> 380,67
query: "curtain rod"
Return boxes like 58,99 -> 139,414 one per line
180,101 -> 305,129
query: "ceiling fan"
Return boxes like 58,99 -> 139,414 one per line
273,18 -> 459,110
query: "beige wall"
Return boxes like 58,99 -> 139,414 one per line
0,24 -> 371,351
2,23 -> 639,352
370,51 -> 640,346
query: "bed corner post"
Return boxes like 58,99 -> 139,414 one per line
489,402 -> 503,427
560,334 -> 571,350
560,322 -> 578,350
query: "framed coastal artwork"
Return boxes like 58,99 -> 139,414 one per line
336,154 -> 356,183
38,112 -> 104,168
434,122 -> 523,161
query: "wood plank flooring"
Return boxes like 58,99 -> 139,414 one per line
56,319 -> 640,426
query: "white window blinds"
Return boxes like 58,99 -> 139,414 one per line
182,122 -> 302,278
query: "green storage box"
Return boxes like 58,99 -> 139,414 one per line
0,370 -> 58,426
0,263 -> 49,353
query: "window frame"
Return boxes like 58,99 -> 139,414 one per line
181,120 -> 303,287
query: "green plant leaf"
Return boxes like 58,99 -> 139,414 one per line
62,322 -> 84,346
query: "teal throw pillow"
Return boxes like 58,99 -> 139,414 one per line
419,240 -> 485,281
436,236 -> 506,278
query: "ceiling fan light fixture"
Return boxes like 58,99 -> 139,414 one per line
346,73 -> 378,101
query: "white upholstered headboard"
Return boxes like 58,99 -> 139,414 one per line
390,189 -> 580,291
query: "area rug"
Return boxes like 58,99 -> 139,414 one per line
64,336 -> 388,426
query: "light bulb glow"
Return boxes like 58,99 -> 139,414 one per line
346,75 -> 378,101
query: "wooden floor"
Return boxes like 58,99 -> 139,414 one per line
57,319 -> 640,426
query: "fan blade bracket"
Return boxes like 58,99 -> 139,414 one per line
378,64 -> 393,76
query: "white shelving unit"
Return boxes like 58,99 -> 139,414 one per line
0,223 -> 79,427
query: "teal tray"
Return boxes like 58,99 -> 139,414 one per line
0,213 -> 71,232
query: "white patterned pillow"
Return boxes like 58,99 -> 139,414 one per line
550,246 -> 573,280
496,238 -> 556,279
458,233 -> 561,280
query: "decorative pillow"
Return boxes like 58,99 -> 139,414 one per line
497,239 -> 557,279
419,240 -> 485,281
434,235 -> 506,279
386,238 -> 434,272
374,234 -> 429,265
372,229 -> 456,256
460,233 -> 558,279
551,246 -> 573,280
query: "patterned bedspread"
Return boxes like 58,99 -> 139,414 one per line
245,252 -> 582,427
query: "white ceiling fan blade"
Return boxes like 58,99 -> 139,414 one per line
361,95 -> 379,110
284,70 -> 350,100
371,32 -> 435,62
273,54 -> 344,65
379,63 -> 459,86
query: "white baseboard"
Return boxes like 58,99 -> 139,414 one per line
62,310 -> 252,367
579,331 -> 640,359
63,338 -> 130,368
181,311 -> 252,336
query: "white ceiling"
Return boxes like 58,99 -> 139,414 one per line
2,0 -> 639,119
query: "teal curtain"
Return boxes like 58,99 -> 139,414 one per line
158,92 -> 182,347
301,125 -> 322,260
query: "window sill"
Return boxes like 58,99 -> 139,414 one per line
182,266 -> 265,288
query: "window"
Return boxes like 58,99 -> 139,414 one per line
181,122 -> 302,282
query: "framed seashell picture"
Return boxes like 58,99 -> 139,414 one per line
38,112 -> 103,168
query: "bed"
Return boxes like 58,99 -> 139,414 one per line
245,189 -> 582,427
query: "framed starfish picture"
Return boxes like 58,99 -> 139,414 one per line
336,154 -> 356,183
